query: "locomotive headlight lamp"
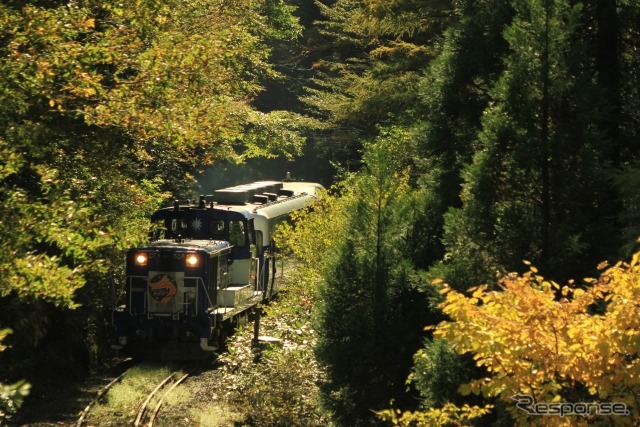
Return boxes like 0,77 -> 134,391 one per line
134,253 -> 148,266
186,254 -> 199,267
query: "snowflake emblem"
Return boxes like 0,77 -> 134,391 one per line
191,218 -> 203,231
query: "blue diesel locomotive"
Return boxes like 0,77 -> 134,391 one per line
113,180 -> 323,359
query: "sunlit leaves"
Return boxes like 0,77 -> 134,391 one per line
0,0 -> 307,308
242,110 -> 310,160
274,187 -> 346,285
0,171 -> 113,307
0,329 -> 31,421
432,255 -> 640,424
0,0 -> 303,162
0,377 -> 30,421
378,402 -> 492,427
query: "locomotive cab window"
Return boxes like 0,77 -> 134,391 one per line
171,218 -> 189,232
229,221 -> 246,247
209,220 -> 225,240
150,220 -> 166,240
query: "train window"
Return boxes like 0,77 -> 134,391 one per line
209,220 -> 224,239
255,231 -> 263,256
248,219 -> 256,245
171,218 -> 188,232
229,221 -> 246,247
150,220 -> 166,240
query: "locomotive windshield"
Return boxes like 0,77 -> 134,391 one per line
150,208 -> 249,244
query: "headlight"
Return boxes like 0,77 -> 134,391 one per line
186,254 -> 199,267
134,253 -> 148,266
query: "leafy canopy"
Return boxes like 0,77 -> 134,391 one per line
432,254 -> 640,426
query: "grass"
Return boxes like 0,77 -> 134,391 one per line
87,363 -> 186,424
194,403 -> 244,426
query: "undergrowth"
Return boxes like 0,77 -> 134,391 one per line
216,260 -> 331,426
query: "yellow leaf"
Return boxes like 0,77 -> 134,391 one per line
597,341 -> 610,356
458,383 -> 472,396
49,99 -> 55,107
569,343 -> 582,351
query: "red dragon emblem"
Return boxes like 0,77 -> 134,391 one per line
148,273 -> 177,303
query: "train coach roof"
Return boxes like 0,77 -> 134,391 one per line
150,181 -> 324,221
282,181 -> 324,196
212,181 -> 283,205
222,181 -> 323,218
212,181 -> 323,206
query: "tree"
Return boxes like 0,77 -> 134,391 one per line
314,139 -> 435,426
431,252 -> 640,426
408,0 -> 513,270
0,0 -> 306,412
432,0 -> 618,290
302,0 -> 450,170
610,1 -> 640,256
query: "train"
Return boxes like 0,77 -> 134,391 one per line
112,179 -> 324,359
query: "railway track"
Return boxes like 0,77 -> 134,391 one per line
76,372 -> 127,427
77,363 -> 196,427
134,369 -> 192,427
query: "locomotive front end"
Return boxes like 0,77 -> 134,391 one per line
113,240 -> 231,360
113,178 -> 324,360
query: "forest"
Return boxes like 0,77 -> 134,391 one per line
1,0 -> 640,425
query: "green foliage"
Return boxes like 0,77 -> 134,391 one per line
261,0 -> 303,41
0,0 -> 304,159
314,140 -> 433,426
0,153 -> 115,307
354,0 -> 455,38
236,348 -> 327,427
408,339 -> 476,410
302,0 -> 442,168
0,329 -> 30,423
0,0 -> 298,310
0,379 -> 31,423
615,159 -> 640,256
378,402 -> 493,427
433,0 -> 619,289
0,0 -> 308,418
407,0 -> 512,270
217,259 -> 329,427
274,186 -> 347,285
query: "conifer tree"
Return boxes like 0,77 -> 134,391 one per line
408,0 -> 513,269
315,139 -> 432,426
433,0 -> 616,288
304,0 -> 448,170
